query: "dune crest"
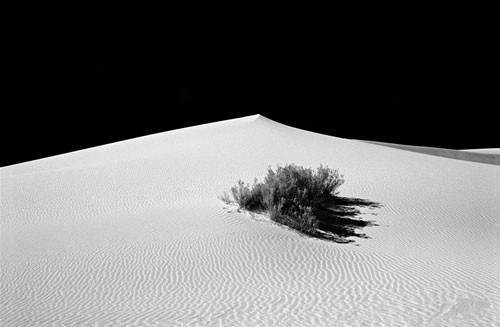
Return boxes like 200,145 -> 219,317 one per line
360,140 -> 500,165
463,148 -> 500,155
1,115 -> 499,326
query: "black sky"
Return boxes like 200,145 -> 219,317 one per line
3,3 -> 498,167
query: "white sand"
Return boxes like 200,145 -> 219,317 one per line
463,148 -> 500,155
360,140 -> 500,166
1,115 -> 499,326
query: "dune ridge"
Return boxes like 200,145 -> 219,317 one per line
463,148 -> 500,155
359,140 -> 500,165
1,114 -> 499,326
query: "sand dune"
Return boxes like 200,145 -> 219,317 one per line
1,115 -> 499,326
463,148 -> 500,155
360,140 -> 500,166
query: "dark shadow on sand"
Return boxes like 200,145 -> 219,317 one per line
310,196 -> 382,243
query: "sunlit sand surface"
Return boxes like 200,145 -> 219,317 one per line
2,115 -> 498,326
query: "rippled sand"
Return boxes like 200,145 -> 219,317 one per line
1,115 -> 499,326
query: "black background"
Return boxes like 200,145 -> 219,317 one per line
3,3 -> 498,167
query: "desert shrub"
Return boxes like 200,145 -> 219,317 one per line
224,164 -> 345,235
268,203 -> 317,234
230,178 -> 266,211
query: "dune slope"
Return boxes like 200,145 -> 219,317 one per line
463,148 -> 500,155
1,115 -> 499,326
360,140 -> 500,166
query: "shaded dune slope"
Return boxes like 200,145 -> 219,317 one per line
360,140 -> 500,165
463,148 -> 500,155
1,115 -> 499,326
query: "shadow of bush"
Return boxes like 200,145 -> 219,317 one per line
311,196 -> 382,243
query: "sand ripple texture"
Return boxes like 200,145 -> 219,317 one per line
1,115 -> 499,326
